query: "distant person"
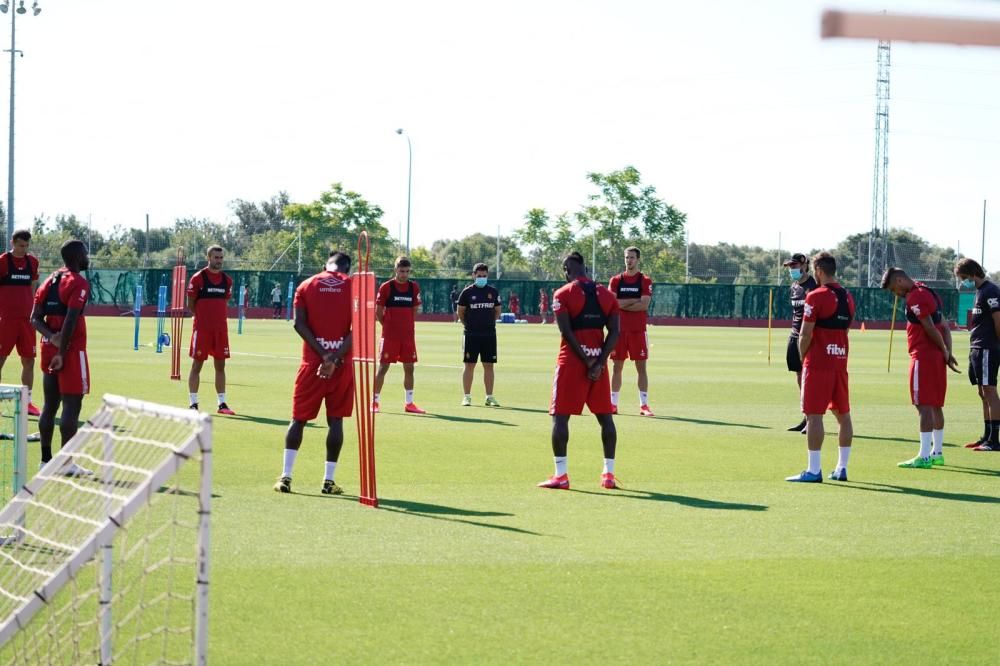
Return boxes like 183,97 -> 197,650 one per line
0,228 -> 41,415
782,253 -> 817,432
608,246 -> 654,416
372,256 -> 425,414
31,239 -> 91,475
450,287 -> 459,323
786,251 -> 855,483
538,252 -> 621,490
457,263 -> 502,407
953,258 -> 1000,452
271,283 -> 283,319
187,245 -> 235,415
538,288 -> 549,324
274,252 -> 354,495
881,267 -> 960,468
508,292 -> 520,318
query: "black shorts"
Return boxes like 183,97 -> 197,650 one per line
463,333 -> 497,364
786,336 -> 802,373
968,348 -> 1000,386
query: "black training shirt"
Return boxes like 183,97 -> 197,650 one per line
970,280 -> 1000,350
458,284 -> 500,334
789,275 -> 817,337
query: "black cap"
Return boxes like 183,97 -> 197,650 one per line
783,253 -> 808,267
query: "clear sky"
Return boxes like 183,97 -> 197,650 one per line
5,0 -> 1000,267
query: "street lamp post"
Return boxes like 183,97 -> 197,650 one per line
2,1 -> 41,243
395,128 -> 412,256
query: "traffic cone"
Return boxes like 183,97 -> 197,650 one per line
860,321 -> 866,332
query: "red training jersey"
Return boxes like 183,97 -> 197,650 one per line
0,252 -> 39,319
802,282 -> 855,371
294,270 -> 353,365
376,279 -> 420,340
552,277 -> 619,367
608,271 -> 653,333
187,268 -> 233,334
905,282 -> 945,358
33,268 -> 90,352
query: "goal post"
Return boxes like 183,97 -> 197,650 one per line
0,385 -> 28,511
0,394 -> 212,665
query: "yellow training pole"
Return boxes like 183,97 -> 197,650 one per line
767,288 -> 774,366
887,293 -> 899,372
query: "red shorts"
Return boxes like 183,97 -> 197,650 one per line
611,331 -> 648,361
910,355 -> 946,407
291,361 -> 355,421
549,361 -> 613,416
0,318 -> 36,358
40,345 -> 90,395
379,336 -> 418,364
800,365 -> 849,415
189,329 -> 230,361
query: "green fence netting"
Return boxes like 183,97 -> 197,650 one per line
63,268 -> 961,321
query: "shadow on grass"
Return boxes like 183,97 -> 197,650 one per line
295,494 -> 543,536
831,481 -> 1000,504
497,406 -> 770,431
157,486 -> 223,499
926,464 -> 1000,479
571,488 -> 768,511
406,413 -> 516,427
227,414 -> 319,428
853,434 -> 918,444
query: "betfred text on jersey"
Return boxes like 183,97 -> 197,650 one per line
825,344 -> 847,357
468,302 -> 494,309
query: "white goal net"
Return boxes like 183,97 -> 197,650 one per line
0,386 -> 27,512
0,394 -> 212,665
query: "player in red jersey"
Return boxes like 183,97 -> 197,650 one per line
273,251 -> 355,495
538,288 -> 549,324
608,246 -> 654,416
881,267 -> 960,469
538,252 -> 621,490
30,240 -> 91,474
186,245 -> 235,415
0,229 -> 41,415
372,256 -> 424,414
787,252 -> 856,483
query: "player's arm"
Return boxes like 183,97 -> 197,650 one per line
798,320 -> 815,361
993,310 -> 1000,342
593,313 -> 620,378
30,301 -> 56,340
375,303 -> 385,324
456,305 -> 467,324
555,308 -> 592,365
621,295 -> 651,312
46,306 -> 82,371
494,303 -> 502,321
936,324 -> 960,372
293,305 -> 334,363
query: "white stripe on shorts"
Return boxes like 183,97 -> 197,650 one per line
912,358 -> 919,403
984,349 -> 990,386
799,366 -> 808,413
79,351 -> 89,394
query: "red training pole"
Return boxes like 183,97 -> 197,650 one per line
352,231 -> 378,507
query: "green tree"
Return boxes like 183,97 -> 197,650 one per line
513,209 -> 577,279
431,233 -> 527,277
283,182 -> 397,273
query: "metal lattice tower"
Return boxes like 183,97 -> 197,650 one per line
868,40 -> 890,286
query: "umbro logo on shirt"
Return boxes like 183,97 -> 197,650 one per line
319,276 -> 345,288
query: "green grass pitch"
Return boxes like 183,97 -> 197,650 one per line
14,318 -> 1000,664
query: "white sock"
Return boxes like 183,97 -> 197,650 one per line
919,431 -> 933,459
807,449 -> 822,474
639,391 -> 648,405
282,449 -> 298,478
837,446 -> 851,470
373,393 -> 380,402
324,461 -> 337,481
217,393 -> 226,405
405,389 -> 414,404
464,393 -> 472,400
27,389 -> 32,402
931,429 -> 944,455
610,392 -> 620,406
603,458 -> 615,474
189,392 -> 199,406
554,456 -> 568,477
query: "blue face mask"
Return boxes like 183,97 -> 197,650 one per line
789,268 -> 802,280
961,278 -> 975,289
474,277 -> 488,288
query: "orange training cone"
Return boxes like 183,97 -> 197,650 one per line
860,321 -> 866,332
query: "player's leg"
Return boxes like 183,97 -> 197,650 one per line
279,419 -> 306,491
402,362 -> 424,413
482,335 -> 499,406
977,384 -> 1000,451
277,363 -> 324,492
538,414 -> 571,489
635,359 -> 653,415
930,406 -> 946,463
461,362 -> 475,404
830,409 -> 852,478
187,359 -> 204,409
56,392 -> 89,476
321,417 -> 345,495
596,413 -> 620,488
38,373 -> 61,464
788,367 -> 826,482
213,356 -> 234,414
786,337 -> 807,431
483,363 -> 497,404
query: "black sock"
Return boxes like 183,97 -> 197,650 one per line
983,420 -> 991,441
991,421 -> 1000,445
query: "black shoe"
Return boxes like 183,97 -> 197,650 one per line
787,418 -> 807,432
190,403 -> 199,411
